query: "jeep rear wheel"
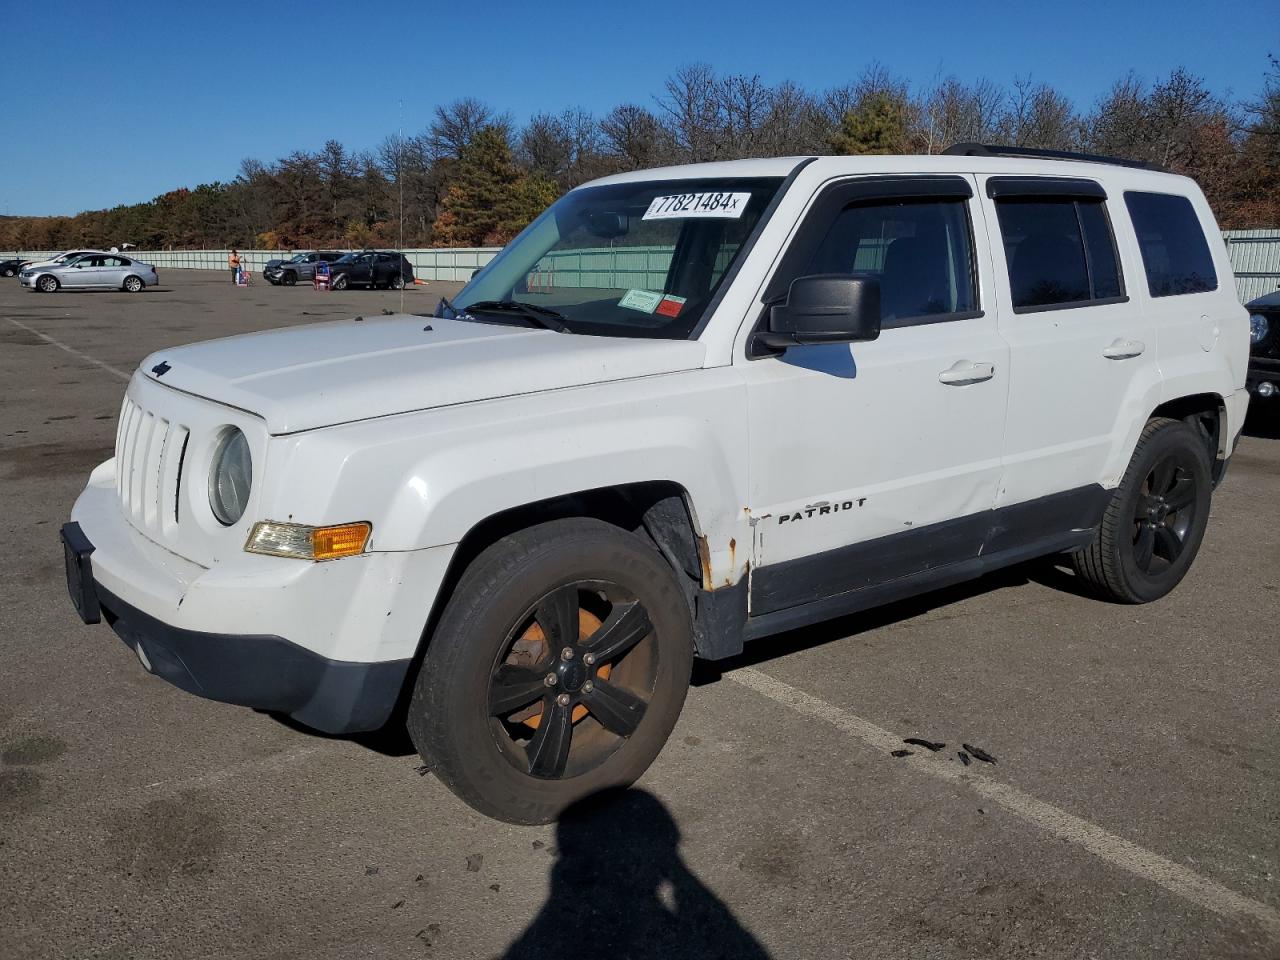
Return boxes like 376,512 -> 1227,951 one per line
1072,417 -> 1212,603
407,518 -> 693,824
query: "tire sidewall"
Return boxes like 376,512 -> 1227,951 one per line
1114,422 -> 1212,602
123,276 -> 142,292
409,522 -> 693,824
37,275 -> 57,292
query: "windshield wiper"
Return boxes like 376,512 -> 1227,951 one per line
461,299 -> 570,333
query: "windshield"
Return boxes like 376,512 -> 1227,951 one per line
449,176 -> 784,339
286,253 -> 307,263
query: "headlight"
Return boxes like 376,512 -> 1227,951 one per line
245,521 -> 371,560
1250,313 -> 1270,344
208,427 -> 252,526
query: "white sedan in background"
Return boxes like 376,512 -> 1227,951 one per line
22,253 -> 158,293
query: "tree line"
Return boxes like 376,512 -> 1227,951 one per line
3,60 -> 1278,253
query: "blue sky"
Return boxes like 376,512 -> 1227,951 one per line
2,0 -> 1275,216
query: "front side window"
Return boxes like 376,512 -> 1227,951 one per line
996,198 -> 1124,310
451,177 -> 784,339
1124,192 -> 1217,297
799,199 -> 977,324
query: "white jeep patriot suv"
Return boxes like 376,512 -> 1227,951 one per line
62,144 -> 1250,823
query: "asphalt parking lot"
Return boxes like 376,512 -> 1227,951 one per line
1,270 -> 1278,959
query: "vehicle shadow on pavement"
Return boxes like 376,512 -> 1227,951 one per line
501,788 -> 772,960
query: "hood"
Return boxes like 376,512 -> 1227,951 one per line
1246,289 -> 1280,311
140,314 -> 707,434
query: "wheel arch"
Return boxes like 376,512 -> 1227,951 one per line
1149,392 -> 1228,484
400,480 -> 747,694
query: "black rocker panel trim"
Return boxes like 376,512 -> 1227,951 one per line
750,484 -> 1111,619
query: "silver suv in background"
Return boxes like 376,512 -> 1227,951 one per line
21,253 -> 158,292
263,251 -> 345,286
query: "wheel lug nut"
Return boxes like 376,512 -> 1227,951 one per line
556,693 -> 571,706
582,681 -> 593,693
583,653 -> 596,665
544,674 -> 557,687
561,647 -> 575,661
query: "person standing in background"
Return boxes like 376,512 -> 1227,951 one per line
229,249 -> 241,283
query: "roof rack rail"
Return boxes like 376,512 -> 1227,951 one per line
942,142 -> 1165,172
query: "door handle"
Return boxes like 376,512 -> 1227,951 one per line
938,360 -> 995,386
1102,338 -> 1145,360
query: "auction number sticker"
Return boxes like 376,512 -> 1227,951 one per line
642,192 -> 751,220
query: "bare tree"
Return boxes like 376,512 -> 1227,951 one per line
656,63 -> 726,162
427,98 -> 512,161
918,76 -> 1004,153
997,76 -> 1079,150
600,104 -> 670,169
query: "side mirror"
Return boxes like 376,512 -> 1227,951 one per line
755,275 -> 882,351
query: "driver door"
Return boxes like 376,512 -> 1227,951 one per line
740,176 -> 1009,616
63,255 -> 100,287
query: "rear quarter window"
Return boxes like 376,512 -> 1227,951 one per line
1123,192 -> 1217,297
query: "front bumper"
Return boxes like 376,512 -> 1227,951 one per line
62,520 -> 412,733
1247,356 -> 1279,398
64,463 -> 455,734
62,525 -> 409,732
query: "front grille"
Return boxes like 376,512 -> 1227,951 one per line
115,396 -> 190,535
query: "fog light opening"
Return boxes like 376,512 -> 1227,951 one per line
1256,381 -> 1276,398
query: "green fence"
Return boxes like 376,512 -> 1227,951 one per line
5,234 -> 1280,302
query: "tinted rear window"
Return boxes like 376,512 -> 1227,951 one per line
995,198 -> 1124,310
1124,192 -> 1217,297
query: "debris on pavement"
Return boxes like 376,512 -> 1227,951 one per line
904,738 -> 945,752
957,751 -> 971,766
890,749 -> 914,758
963,743 -> 998,764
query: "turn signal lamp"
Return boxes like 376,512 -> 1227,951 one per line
245,521 -> 371,561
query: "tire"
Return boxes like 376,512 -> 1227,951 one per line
331,273 -> 348,291
1072,417 -> 1212,603
122,275 -> 143,293
282,271 -> 297,287
1,267 -> 14,278
407,518 -> 694,824
389,273 -> 405,291
36,274 -> 58,293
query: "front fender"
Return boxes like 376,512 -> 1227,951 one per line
262,368 -> 752,588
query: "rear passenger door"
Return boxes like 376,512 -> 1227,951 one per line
99,255 -> 131,288
980,176 -> 1158,512
743,176 -> 1009,615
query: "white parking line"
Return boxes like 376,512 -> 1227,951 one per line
5,317 -> 131,382
726,666 -> 1280,939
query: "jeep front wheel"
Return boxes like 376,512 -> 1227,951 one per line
407,518 -> 693,824
1072,417 -> 1212,603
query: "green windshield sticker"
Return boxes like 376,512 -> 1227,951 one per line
619,289 -> 663,313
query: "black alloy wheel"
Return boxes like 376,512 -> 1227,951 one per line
407,517 -> 694,824
1073,417 -> 1212,603
488,582 -> 657,780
